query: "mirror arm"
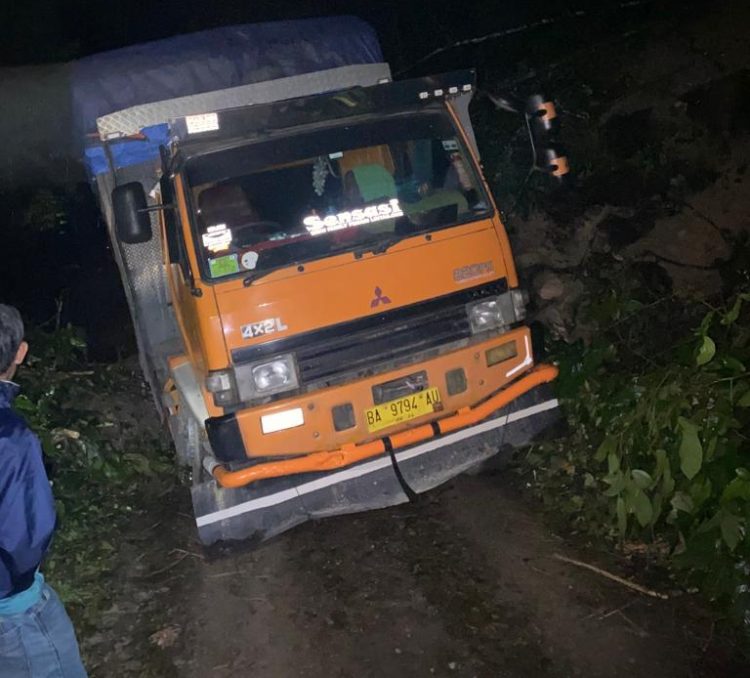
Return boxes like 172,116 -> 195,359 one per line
524,113 -> 539,169
138,203 -> 176,213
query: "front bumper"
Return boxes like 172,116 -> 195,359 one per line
192,380 -> 559,545
207,326 -> 538,463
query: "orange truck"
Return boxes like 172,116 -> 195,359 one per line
74,16 -> 563,543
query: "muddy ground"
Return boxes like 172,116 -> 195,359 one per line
81,472 -> 744,678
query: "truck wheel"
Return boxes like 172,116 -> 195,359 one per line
169,405 -> 206,482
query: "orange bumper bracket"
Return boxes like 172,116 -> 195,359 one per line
211,364 -> 558,489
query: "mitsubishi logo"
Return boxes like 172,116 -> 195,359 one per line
370,286 -> 392,308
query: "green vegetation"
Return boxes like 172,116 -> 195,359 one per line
12,327 -> 173,626
524,260 -> 750,628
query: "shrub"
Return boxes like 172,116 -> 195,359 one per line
527,285 -> 750,628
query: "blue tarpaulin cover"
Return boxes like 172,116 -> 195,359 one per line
71,16 -> 382,175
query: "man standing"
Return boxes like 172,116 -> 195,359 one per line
0,304 -> 87,677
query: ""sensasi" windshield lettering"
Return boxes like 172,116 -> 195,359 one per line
303,199 -> 404,236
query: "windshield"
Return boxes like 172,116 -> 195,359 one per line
184,111 -> 492,280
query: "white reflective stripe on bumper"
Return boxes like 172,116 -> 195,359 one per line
196,398 -> 559,528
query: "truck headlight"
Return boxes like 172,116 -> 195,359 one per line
467,289 -> 527,334
208,355 -> 300,407
468,299 -> 502,333
252,355 -> 298,393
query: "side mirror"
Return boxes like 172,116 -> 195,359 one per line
112,182 -> 152,244
526,95 -> 559,136
538,147 -> 570,179
526,95 -> 570,181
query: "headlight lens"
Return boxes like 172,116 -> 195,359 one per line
467,289 -> 527,334
251,355 -> 298,393
468,299 -> 502,333
229,354 -> 300,404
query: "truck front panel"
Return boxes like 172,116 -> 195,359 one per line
210,326 -> 532,460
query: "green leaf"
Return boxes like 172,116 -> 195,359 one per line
737,390 -> 750,408
123,452 -> 152,476
699,311 -> 715,335
632,491 -> 654,527
603,471 -> 625,496
607,451 -> 620,475
696,335 -> 716,366
12,394 -> 36,413
720,294 -> 750,326
595,436 -> 617,462
722,297 -> 743,326
677,417 -> 703,480
721,356 -> 746,374
720,513 -> 743,551
721,477 -> 750,503
631,469 -> 653,490
705,436 -> 718,462
662,466 -> 675,495
690,476 -> 713,509
651,492 -> 664,524
616,496 -> 627,535
671,491 -> 694,513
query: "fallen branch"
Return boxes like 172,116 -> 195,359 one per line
142,551 -> 189,578
581,598 -> 638,622
552,553 -> 669,600
171,547 -> 205,561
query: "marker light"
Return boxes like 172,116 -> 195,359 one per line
261,408 -> 305,434
486,342 -> 518,367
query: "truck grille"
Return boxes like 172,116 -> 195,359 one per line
231,279 -> 507,387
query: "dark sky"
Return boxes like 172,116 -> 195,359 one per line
2,0 -> 621,68
0,0 -> 662,189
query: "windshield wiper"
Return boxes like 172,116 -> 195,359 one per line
352,230 -> 428,258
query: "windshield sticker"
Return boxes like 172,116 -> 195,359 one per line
303,199 -> 404,236
209,254 -> 240,278
241,251 -> 259,270
185,112 -> 219,134
202,223 -> 232,253
453,261 -> 495,283
442,139 -> 459,151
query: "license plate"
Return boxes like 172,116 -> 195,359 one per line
365,387 -> 442,433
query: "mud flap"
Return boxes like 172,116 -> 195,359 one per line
192,385 -> 559,545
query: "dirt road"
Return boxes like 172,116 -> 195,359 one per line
88,473 -> 740,678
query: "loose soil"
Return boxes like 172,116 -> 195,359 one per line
81,473 -> 744,677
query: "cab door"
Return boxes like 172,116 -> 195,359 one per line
161,171 -> 221,376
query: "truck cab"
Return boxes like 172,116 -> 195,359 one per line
75,18 -> 560,544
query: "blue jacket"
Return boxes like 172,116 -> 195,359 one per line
0,380 -> 57,599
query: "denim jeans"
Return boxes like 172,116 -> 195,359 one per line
0,584 -> 87,677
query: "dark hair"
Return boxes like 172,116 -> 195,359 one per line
0,304 -> 24,374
